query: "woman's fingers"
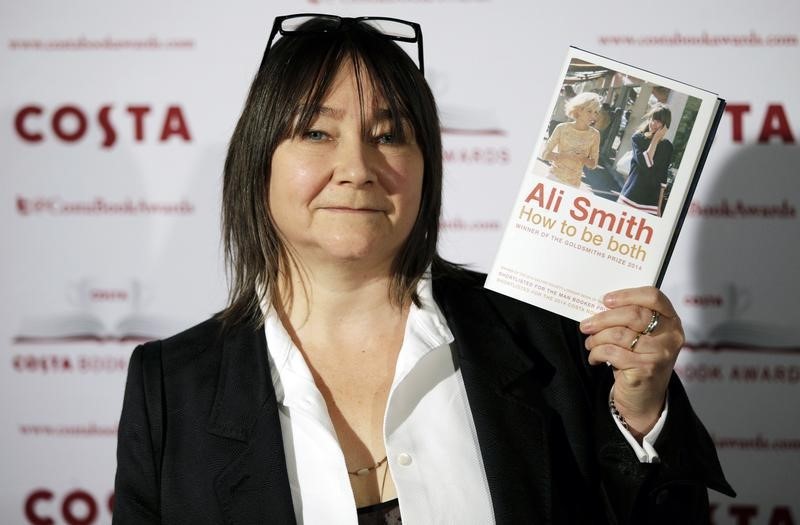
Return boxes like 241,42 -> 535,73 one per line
581,286 -> 684,367
580,304 -> 654,336
586,340 -> 640,368
580,287 -> 681,341
603,286 -> 677,317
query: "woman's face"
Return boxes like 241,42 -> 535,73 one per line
648,118 -> 665,133
576,105 -> 600,126
268,63 -> 424,272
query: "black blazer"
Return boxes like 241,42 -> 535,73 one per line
113,269 -> 733,524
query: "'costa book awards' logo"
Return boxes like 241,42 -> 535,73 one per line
25,488 -> 114,525
14,104 -> 192,148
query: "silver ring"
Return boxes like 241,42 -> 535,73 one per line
641,310 -> 660,335
629,334 -> 641,350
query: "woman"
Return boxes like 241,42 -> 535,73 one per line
618,104 -> 674,215
113,15 -> 733,524
540,92 -> 602,188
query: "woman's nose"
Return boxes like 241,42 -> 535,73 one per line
333,139 -> 378,186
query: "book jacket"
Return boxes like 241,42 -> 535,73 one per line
485,47 -> 725,321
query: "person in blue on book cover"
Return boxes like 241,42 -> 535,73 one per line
113,14 -> 733,525
618,103 -> 674,215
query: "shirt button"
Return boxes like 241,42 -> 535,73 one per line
397,453 -> 413,466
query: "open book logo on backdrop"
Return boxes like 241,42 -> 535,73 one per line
14,279 -> 187,344
669,282 -> 800,353
440,106 -> 507,136
428,72 -> 507,136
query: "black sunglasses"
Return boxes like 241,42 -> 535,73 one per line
260,13 -> 425,75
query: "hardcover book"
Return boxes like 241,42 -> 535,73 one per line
485,47 -> 725,321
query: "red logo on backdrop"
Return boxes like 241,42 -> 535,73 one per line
15,195 -> 196,217
24,489 -> 113,525
710,503 -> 796,525
724,103 -> 796,144
13,354 -> 129,373
683,294 -> 724,306
14,104 -> 192,148
442,147 -> 511,165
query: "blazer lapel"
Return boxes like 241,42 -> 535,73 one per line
207,323 -> 296,525
433,273 -> 555,524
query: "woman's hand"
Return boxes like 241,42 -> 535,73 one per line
645,126 -> 668,161
553,151 -> 591,167
579,286 -> 684,440
652,125 -> 668,144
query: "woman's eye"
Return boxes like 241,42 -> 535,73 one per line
303,130 -> 327,141
376,133 -> 397,145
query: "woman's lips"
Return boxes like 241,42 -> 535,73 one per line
321,206 -> 383,213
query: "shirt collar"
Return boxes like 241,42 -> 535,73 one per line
393,272 -> 454,388
262,271 -> 454,406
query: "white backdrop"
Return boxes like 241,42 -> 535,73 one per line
2,1 -> 798,523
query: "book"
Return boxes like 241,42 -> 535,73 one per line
485,47 -> 725,322
14,312 -> 186,343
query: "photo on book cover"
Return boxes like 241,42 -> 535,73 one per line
486,47 -> 724,322
536,57 -> 703,217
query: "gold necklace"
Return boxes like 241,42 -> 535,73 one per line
347,455 -> 388,477
380,456 -> 390,501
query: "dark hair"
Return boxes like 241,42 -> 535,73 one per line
638,102 -> 672,133
218,17 -> 443,327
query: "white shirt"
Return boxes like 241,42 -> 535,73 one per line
264,275 -> 664,524
611,386 -> 667,463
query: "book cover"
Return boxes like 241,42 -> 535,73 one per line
485,47 -> 725,321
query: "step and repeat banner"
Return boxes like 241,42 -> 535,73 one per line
2,1 -> 798,523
